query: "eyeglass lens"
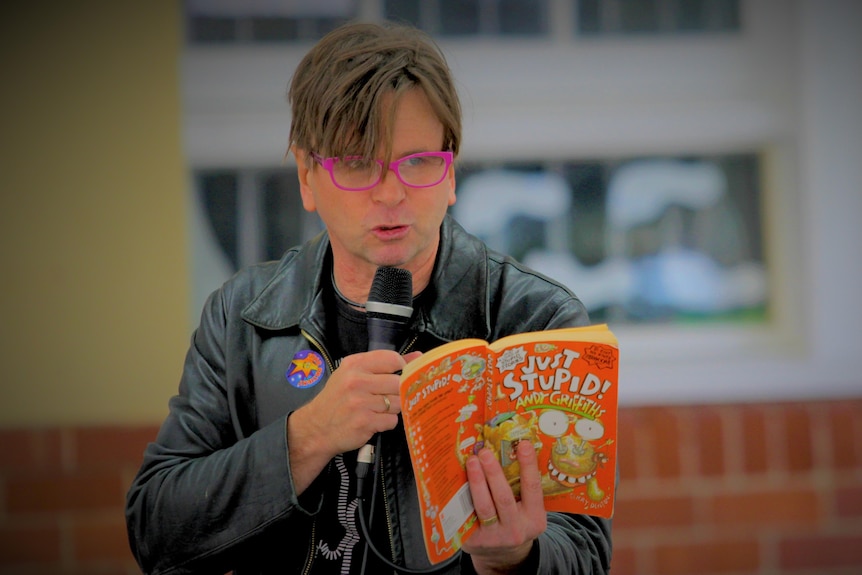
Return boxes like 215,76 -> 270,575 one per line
332,154 -> 448,189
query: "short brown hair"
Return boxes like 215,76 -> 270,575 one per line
287,21 -> 461,163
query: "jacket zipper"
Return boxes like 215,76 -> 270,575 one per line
301,519 -> 316,575
385,334 -> 417,573
380,455 -> 399,575
299,328 -> 418,574
298,329 -> 330,575
300,328 -> 336,373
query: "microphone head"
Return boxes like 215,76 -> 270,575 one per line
367,267 -> 413,319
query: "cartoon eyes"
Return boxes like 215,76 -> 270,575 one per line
538,410 -> 606,441
575,418 -> 605,441
538,410 -> 569,437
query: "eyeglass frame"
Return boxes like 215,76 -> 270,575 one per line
309,151 -> 454,192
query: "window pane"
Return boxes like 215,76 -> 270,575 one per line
708,0 -> 741,31
440,0 -> 480,36
313,17 -> 354,39
499,0 -> 547,35
385,0 -> 422,28
674,0 -> 710,31
451,154 -> 767,324
620,0 -> 660,33
251,17 -> 299,41
577,0 -> 602,34
259,170 -> 323,261
188,16 -> 237,43
185,0 -> 357,44
198,172 -> 239,270
578,0 -> 740,35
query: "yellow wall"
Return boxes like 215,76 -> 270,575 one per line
0,2 -> 189,426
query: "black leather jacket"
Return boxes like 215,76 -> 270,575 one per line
125,216 -> 612,574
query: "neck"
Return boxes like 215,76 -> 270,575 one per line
331,268 -> 366,310
329,234 -> 440,301
331,259 -> 434,305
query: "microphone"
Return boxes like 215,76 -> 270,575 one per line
358,265 -> 413,476
356,267 -> 461,573
365,266 -> 413,351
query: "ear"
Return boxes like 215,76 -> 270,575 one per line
446,162 -> 457,207
292,147 -> 317,213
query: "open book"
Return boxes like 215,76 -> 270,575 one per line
399,324 -> 618,565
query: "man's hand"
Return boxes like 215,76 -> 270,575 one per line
287,349 -> 421,494
462,440 -> 547,574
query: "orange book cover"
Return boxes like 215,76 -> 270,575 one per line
399,324 -> 619,565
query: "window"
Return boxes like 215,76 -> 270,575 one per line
184,0 -> 358,43
385,0 -> 549,36
578,0 -> 740,35
193,153 -> 766,326
194,168 -> 323,272
453,154 -> 766,324
183,0 -> 741,44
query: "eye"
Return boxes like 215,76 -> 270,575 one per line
538,410 -> 569,437
403,155 -> 430,167
574,418 -> 604,441
340,156 -> 375,170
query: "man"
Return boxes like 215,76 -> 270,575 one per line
126,21 -> 612,575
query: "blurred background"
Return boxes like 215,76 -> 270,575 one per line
1,1 -> 860,573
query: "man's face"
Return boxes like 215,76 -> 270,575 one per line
295,88 -> 456,283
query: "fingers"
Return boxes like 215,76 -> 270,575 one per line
297,350 -> 406,454
466,450 -> 496,525
462,441 -> 545,569
512,440 -> 544,512
467,441 -> 547,530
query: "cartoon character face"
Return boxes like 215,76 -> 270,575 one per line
459,354 -> 485,379
537,410 -> 609,500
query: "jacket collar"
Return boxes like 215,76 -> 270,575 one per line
241,215 -> 492,343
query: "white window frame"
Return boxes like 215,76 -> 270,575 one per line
182,0 -> 862,405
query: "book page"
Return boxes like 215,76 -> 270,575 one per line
399,325 -> 619,564
485,326 -> 618,518
399,339 -> 489,564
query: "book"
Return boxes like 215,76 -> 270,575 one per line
398,324 -> 618,565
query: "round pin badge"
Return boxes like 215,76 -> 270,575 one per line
285,350 -> 325,388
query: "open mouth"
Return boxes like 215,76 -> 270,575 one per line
373,224 -> 409,240
547,460 -> 596,487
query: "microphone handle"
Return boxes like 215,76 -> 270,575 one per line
367,316 -> 408,352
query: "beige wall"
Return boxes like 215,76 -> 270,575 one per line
0,2 -> 189,426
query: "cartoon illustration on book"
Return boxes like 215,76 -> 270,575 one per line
400,324 -> 619,564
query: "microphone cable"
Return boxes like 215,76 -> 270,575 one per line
356,266 -> 461,573
355,433 -> 462,574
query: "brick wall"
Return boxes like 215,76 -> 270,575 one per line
1,398 -> 860,575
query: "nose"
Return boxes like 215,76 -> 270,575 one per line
370,167 -> 406,206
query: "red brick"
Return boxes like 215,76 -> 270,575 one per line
780,533 -> 862,569
740,405 -> 769,474
613,494 -> 695,530
617,409 -> 638,481
835,484 -> 862,518
0,524 -> 62,564
692,406 -> 724,477
782,404 -> 814,472
711,488 -> 821,526
73,425 -> 159,469
827,400 -> 861,470
634,407 -> 682,479
72,514 -> 135,562
608,544 -> 637,575
0,428 -> 64,472
6,471 -> 125,514
655,539 -> 760,574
